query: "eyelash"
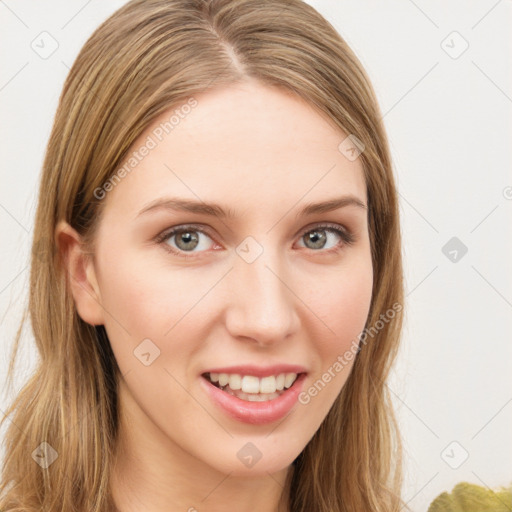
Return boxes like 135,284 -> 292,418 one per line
154,223 -> 355,259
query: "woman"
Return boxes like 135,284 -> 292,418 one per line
0,0 -> 406,510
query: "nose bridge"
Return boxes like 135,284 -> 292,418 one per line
225,241 -> 298,344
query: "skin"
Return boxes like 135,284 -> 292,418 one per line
56,79 -> 373,512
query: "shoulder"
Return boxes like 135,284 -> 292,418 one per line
428,482 -> 512,512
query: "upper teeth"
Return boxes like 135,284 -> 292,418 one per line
209,373 -> 298,394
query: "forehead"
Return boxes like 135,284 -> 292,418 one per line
102,81 -> 367,220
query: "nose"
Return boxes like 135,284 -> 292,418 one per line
224,246 -> 300,347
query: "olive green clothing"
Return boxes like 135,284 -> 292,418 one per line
428,482 -> 512,512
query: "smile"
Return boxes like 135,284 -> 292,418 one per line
200,370 -> 308,425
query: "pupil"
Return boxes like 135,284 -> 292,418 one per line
177,231 -> 199,250
307,230 -> 326,249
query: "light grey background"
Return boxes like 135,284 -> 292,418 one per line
1,1 -> 511,510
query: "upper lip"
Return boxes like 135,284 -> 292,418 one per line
202,364 -> 308,378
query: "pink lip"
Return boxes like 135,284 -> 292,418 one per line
201,364 -> 308,378
200,372 -> 307,425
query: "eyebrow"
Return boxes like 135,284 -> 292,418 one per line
136,194 -> 367,219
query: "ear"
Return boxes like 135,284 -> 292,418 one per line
55,220 -> 104,326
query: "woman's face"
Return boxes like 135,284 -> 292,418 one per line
73,80 -> 373,477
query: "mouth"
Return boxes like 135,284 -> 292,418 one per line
200,370 -> 308,424
201,371 -> 304,402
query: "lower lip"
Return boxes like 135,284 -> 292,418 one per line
200,373 -> 307,425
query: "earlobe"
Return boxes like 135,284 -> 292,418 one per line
55,220 -> 104,326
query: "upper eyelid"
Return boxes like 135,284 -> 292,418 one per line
155,223 -> 216,244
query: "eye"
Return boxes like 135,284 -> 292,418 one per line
155,223 -> 355,259
297,223 -> 355,254
155,224 -> 217,259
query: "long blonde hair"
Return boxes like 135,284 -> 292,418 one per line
0,0 -> 406,510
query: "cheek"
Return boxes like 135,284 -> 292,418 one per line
97,247 -> 204,332
95,246 -> 213,377
305,255 -> 373,356
296,261 -> 372,414
337,279 -> 372,343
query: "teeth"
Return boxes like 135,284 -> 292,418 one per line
284,373 -> 296,389
242,375 -> 260,393
207,372 -> 298,394
228,374 -> 242,390
260,376 -> 276,394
